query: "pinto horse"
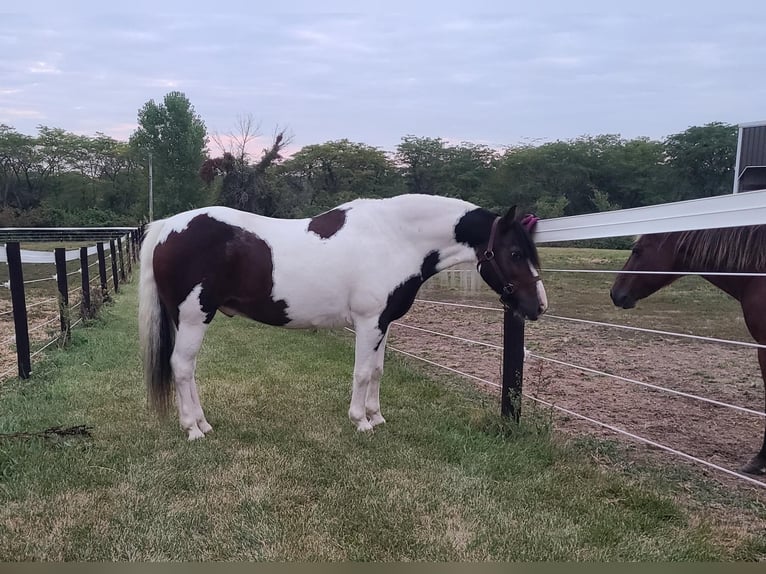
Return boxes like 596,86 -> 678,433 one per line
610,225 -> 766,475
139,194 -> 548,440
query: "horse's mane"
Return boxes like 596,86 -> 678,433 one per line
674,225 -> 766,272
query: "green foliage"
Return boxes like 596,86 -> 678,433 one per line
130,91 -> 208,218
664,122 -> 738,200
0,115 -> 741,227
279,139 -> 404,214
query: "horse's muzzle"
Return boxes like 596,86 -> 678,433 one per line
610,289 -> 636,309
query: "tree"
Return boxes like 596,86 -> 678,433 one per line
395,136 -> 447,195
130,91 -> 208,218
664,122 -> 737,200
277,139 -> 402,213
200,130 -> 291,216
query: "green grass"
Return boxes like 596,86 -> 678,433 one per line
1,282 -> 765,560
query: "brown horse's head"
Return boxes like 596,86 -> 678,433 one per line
610,233 -> 681,309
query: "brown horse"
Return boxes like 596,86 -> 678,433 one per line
610,225 -> 766,475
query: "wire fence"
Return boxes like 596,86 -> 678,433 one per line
0,229 -> 140,383
398,294 -> 766,490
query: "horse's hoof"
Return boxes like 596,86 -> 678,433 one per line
368,414 -> 386,427
186,427 -> 205,441
740,458 -> 766,475
355,420 -> 374,432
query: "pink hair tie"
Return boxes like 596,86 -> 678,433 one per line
520,214 -> 539,232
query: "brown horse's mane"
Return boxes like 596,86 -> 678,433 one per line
673,225 -> 766,272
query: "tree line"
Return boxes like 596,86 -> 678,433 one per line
0,91 -> 738,230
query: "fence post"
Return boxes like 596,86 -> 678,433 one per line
124,235 -> 132,276
97,242 -> 109,299
80,247 -> 91,317
6,242 -> 31,379
109,239 -> 119,292
117,236 -> 126,281
54,247 -> 70,340
501,309 -> 525,422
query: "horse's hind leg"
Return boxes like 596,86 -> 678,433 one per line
173,286 -> 213,440
349,319 -> 387,432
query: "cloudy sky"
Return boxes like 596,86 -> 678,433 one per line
1,0 -> 764,154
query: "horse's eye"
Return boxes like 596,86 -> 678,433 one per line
511,251 -> 523,260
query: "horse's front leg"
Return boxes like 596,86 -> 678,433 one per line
365,329 -> 389,428
349,319 -> 387,432
742,347 -> 766,475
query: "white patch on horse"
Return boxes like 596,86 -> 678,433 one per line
530,261 -> 548,314
173,284 -> 213,440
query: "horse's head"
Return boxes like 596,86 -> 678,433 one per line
610,233 -> 680,309
477,207 -> 548,320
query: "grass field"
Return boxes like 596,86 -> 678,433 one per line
1,279 -> 766,560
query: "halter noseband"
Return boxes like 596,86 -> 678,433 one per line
476,216 -> 541,306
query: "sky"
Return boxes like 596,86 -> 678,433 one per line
1,0 -> 764,155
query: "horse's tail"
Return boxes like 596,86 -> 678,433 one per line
138,221 -> 175,416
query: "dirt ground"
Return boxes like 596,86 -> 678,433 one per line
388,293 -> 766,494
0,294 -> 73,376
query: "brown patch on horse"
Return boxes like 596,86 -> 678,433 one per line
152,214 -> 289,326
675,225 -> 766,272
308,208 -> 347,239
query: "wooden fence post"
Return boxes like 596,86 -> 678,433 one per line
54,247 -> 70,340
501,309 -> 525,422
117,236 -> 126,281
109,239 -> 119,293
6,242 -> 31,379
97,242 -> 108,299
124,235 -> 132,276
80,247 -> 91,316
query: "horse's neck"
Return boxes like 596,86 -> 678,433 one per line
388,197 -> 482,270
672,235 -> 746,301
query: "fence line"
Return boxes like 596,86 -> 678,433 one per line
441,267 -> 766,278
382,330 -> 766,489
23,276 -> 56,285
541,268 -> 766,277
541,314 -> 766,350
30,336 -> 60,359
413,298 -> 766,350
23,297 -> 58,311
26,315 -> 61,335
1,228 -> 141,382
392,321 -> 766,418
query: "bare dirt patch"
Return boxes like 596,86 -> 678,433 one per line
389,295 -> 766,496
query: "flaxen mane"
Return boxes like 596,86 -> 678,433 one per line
675,225 -> 766,272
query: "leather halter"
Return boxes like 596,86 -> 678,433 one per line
476,217 -> 541,306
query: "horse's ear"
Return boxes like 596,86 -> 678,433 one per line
500,206 -> 517,227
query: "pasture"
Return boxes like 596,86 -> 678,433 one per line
0,248 -> 765,560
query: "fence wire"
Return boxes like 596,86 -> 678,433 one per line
381,328 -> 766,490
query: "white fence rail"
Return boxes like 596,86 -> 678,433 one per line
534,188 -> 766,243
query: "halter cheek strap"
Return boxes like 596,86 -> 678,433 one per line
476,217 -> 517,297
476,216 -> 542,306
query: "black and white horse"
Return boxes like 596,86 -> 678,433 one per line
138,194 -> 548,439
